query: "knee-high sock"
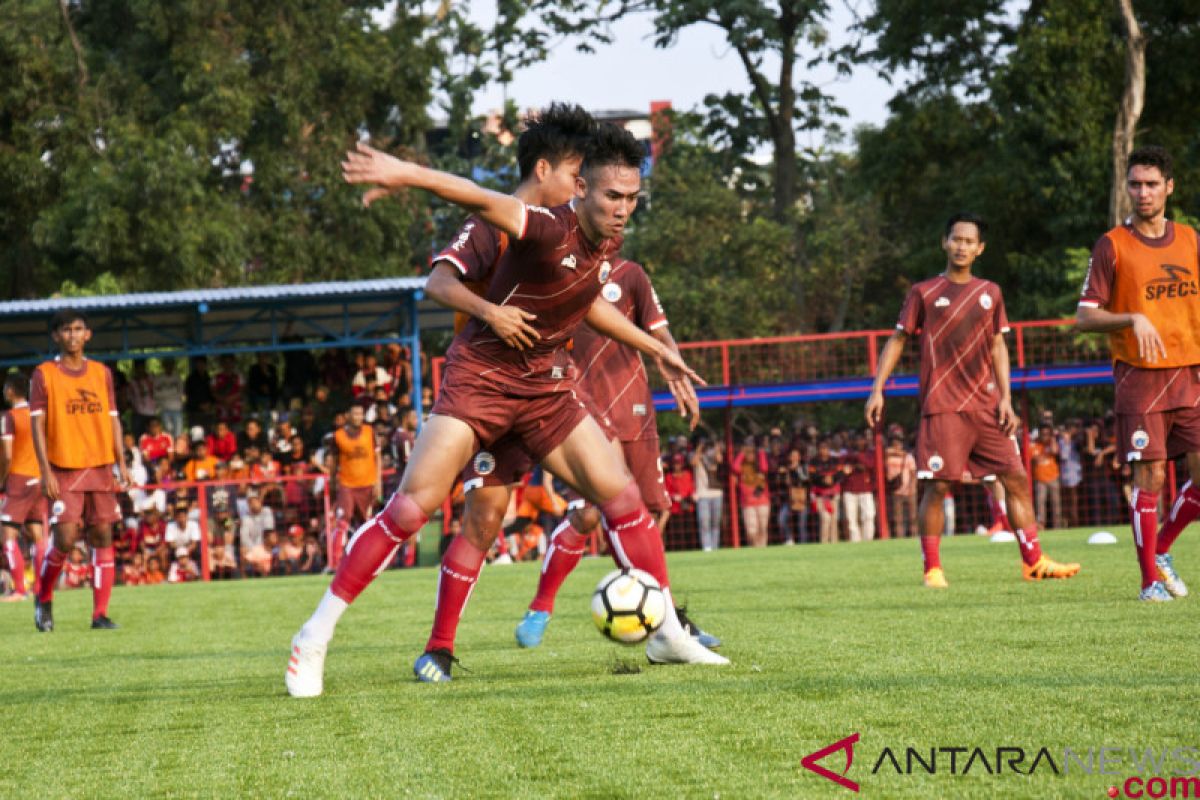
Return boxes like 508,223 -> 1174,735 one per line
38,547 -> 67,603
425,537 -> 486,654
987,491 -> 1012,531
1157,480 -> 1200,554
920,536 -> 941,572
5,538 -> 26,595
529,520 -> 587,613
600,483 -> 684,639
1014,526 -> 1044,567
91,546 -> 115,620
302,494 -> 426,645
1130,488 -> 1160,590
32,537 -> 47,596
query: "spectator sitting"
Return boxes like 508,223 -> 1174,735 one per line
144,555 -> 166,585
139,505 -> 169,565
185,356 -> 216,427
352,351 -> 391,398
239,491 -> 275,577
277,525 -> 305,575
207,420 -> 238,462
184,440 -> 219,483
227,453 -> 250,482
167,547 -> 199,583
238,418 -> 269,455
247,352 -> 280,415
171,434 -> 192,480
299,534 -> 325,575
165,505 -> 201,560
213,354 -> 245,424
64,547 -> 90,589
296,405 -> 323,452
123,552 -> 147,586
139,417 -> 173,465
505,518 -> 545,562
211,526 -> 241,580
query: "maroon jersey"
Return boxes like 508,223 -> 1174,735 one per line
434,214 -> 506,283
896,275 -> 1010,416
840,450 -> 875,493
572,260 -> 667,441
443,202 -> 622,385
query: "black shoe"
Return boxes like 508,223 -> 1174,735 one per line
90,615 -> 119,630
674,605 -> 722,650
413,648 -> 462,683
34,599 -> 53,633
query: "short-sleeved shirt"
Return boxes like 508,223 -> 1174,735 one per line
571,260 -> 668,442
895,275 -> 1010,416
1079,221 -> 1200,413
442,201 -> 622,386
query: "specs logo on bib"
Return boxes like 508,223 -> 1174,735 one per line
1131,430 -> 1150,450
473,451 -> 496,476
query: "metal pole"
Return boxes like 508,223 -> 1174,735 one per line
867,333 -> 890,539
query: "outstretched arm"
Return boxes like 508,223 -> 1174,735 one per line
342,142 -> 525,238
865,331 -> 907,428
1076,306 -> 1167,363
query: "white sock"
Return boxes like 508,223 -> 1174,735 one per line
301,589 -> 348,645
657,587 -> 685,639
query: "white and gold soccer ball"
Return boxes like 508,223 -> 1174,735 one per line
590,568 -> 667,644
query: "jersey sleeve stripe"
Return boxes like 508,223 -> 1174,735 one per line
1077,300 -> 1100,308
29,409 -> 43,416
1000,326 -> 1011,333
517,201 -> 529,240
647,319 -> 669,331
433,254 -> 469,275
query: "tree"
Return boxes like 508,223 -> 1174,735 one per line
1110,0 -> 1146,226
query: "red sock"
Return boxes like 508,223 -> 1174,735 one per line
329,494 -> 424,604
5,539 -> 27,595
1158,480 -> 1200,554
91,546 -> 115,620
38,547 -> 67,603
327,520 -> 348,572
920,536 -> 941,572
1131,488 -> 1160,590
425,537 -> 486,654
33,538 -> 47,596
602,509 -> 669,589
1014,526 -> 1044,567
529,521 -> 587,613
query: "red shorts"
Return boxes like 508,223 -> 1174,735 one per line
52,466 -> 122,527
916,411 -> 1023,481
335,485 -> 376,524
1117,406 -> 1200,463
432,360 -> 589,463
1,473 -> 46,526
621,438 -> 669,514
461,434 -> 534,492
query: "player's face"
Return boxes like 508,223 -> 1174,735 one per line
348,406 -> 364,427
534,155 -> 583,208
941,222 -> 985,269
1126,164 -> 1173,222
577,164 -> 641,241
51,320 -> 91,355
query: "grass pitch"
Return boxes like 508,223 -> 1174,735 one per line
2,528 -> 1196,799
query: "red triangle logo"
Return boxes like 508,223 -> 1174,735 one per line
801,733 -> 860,792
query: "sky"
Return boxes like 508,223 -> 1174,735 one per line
460,2 -> 900,150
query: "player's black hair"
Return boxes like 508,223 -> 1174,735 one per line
944,212 -> 988,242
517,103 -> 596,182
581,123 -> 644,180
3,371 -> 29,398
48,308 -> 88,333
1127,145 -> 1173,180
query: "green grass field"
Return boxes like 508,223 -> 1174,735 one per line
2,529 -> 1197,799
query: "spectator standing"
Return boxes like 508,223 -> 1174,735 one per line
239,492 -> 275,577
128,362 -> 157,437
777,448 -> 809,545
138,417 -> 173,465
281,337 -> 317,404
238,418 -> 269,454
663,453 -> 695,517
352,351 -> 391,398
732,439 -> 770,547
809,440 -> 843,544
885,434 -> 919,538
841,431 -> 877,542
206,420 -> 238,462
1059,420 -> 1084,527
247,352 -> 280,416
1029,426 -> 1063,529
184,357 -> 216,428
165,506 -> 201,560
153,357 -> 185,438
691,439 -> 724,551
212,354 -> 244,425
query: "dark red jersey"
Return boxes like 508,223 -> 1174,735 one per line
895,275 -> 1010,416
572,260 -> 667,441
443,202 -> 622,385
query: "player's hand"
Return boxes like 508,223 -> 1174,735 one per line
42,471 -> 60,502
865,392 -> 884,428
342,142 -> 421,206
654,350 -> 705,430
1130,313 -> 1167,363
996,398 -> 1018,436
484,305 -> 540,350
115,465 -> 133,491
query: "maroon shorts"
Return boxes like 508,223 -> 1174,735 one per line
52,466 -> 121,527
335,485 -> 376,524
622,438 -> 669,514
432,360 -> 589,463
1117,406 -> 1200,463
461,434 -> 534,492
1,473 -> 46,526
916,411 -> 1023,481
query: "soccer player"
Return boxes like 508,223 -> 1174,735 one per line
1,373 -> 46,602
287,123 -> 724,697
30,309 -> 132,630
865,213 -> 1080,587
331,404 -> 381,530
1076,145 -> 1200,601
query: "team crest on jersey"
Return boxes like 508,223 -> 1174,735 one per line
473,451 -> 496,476
598,261 -> 612,282
980,294 -> 993,310
560,254 -> 577,270
928,455 -> 945,473
602,282 -> 622,303
935,297 -> 950,307
1131,429 -> 1150,450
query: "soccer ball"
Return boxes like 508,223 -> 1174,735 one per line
590,568 -> 666,644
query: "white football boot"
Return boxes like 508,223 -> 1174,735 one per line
286,632 -> 328,697
646,630 -> 730,665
